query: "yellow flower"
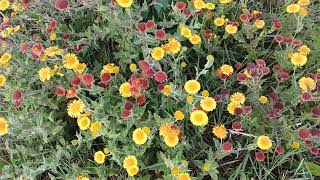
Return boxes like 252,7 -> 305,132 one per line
298,0 -> 310,6
142,126 -> 151,135
189,34 -> 201,45
220,0 -> 232,4
291,141 -> 300,149
94,151 -> 105,164
129,63 -> 137,72
90,121 -> 102,136
180,27 -> 192,38
101,63 -> 119,74
71,139 -> 78,145
171,166 -> 179,175
0,117 -> 9,136
178,173 -> 191,180
190,110 -> 208,126
74,63 -> 87,74
174,110 -> 185,121
63,53 -> 79,69
193,0 -> 205,10
227,101 -> 241,115
298,45 -> 311,55
206,3 -> 215,10
298,77 -> 316,91
159,123 -> 170,137
127,165 -> 139,176
38,67 -> 54,82
119,82 -> 132,97
0,74 -> 6,87
184,80 -> 201,94
103,147 -> 109,154
257,135 -> 272,150
162,84 -> 172,96
181,62 -> 187,68
299,6 -> 309,16
259,96 -> 268,104
201,90 -> 209,97
214,17 -> 225,27
287,4 -> 300,13
225,25 -> 238,34
77,116 -> 91,130
50,33 -> 57,41
212,125 -> 228,139
202,164 -> 209,172
290,53 -> 307,66
67,99 -> 85,118
123,155 -> 138,169
133,128 -> 148,145
255,20 -> 265,29
206,54 -> 214,61
0,0 -> 10,11
151,47 -> 165,60
166,38 -> 181,54
116,0 -> 133,8
220,64 -> 234,75
186,95 -> 194,103
0,52 -> 12,65
77,176 -> 90,180
200,97 -> 217,111
164,134 -> 179,147
230,92 -> 246,104
244,70 -> 251,78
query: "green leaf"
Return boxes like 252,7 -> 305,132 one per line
306,162 -> 320,176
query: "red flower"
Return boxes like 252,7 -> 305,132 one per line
272,64 -> 281,73
213,95 -> 222,102
154,71 -> 168,83
155,29 -> 166,40
298,128 -> 310,139
272,19 -> 282,29
242,106 -> 252,114
32,43 -> 44,56
124,101 -> 134,110
49,19 -> 58,31
240,14 -> 249,22
146,20 -> 155,29
74,44 -> 83,53
121,110 -> 131,119
55,86 -> 66,97
182,8 -> 191,17
138,60 -> 150,71
55,0 -> 69,11
21,0 -> 30,6
82,73 -> 95,87
260,67 -> 270,76
301,92 -> 312,101
20,42 -> 29,53
291,39 -> 302,46
70,76 -> 81,86
305,140 -> 312,146
310,147 -> 319,155
157,84 -> 164,91
255,151 -> 265,162
62,33 -> 69,40
275,145 -> 285,155
66,86 -> 77,99
310,127 -> 320,137
283,36 -> 293,43
232,121 -> 242,131
175,1 -> 186,10
13,89 -> 22,102
100,73 -> 112,82
311,107 -> 320,117
222,141 -> 233,153
32,34 -> 40,41
275,35 -> 284,43
136,95 -> 146,105
137,22 -> 146,32
234,107 -> 243,116
237,73 -> 247,82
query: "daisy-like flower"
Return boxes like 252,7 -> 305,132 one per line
212,125 -> 228,139
132,128 -> 148,145
123,155 -> 138,169
94,151 -> 105,164
298,77 -> 316,91
230,92 -> 246,104
67,99 -> 85,118
184,80 -> 201,94
119,82 -> 132,97
200,97 -> 217,111
63,53 -> 79,69
0,117 -> 9,136
38,67 -> 54,82
257,135 -> 272,150
220,64 -> 234,75
190,110 -> 208,126
116,0 -> 133,8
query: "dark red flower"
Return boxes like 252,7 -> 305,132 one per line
275,145 -> 285,155
222,141 -> 233,152
280,71 -> 290,81
234,107 -> 243,116
55,0 -> 69,11
298,128 -> 310,139
213,95 -> 222,102
221,88 -> 230,95
100,73 -> 111,82
310,147 -> 319,155
237,73 -> 247,81
140,79 -> 149,89
32,43 -> 44,56
273,20 -> 282,29
273,102 -> 284,110
310,127 -> 320,136
124,101 -> 134,111
270,91 -> 278,102
175,1 -> 186,10
82,74 -> 95,87
21,0 -> 30,6
305,139 -> 312,146
311,107 -> 320,117
61,44 -> 67,49
13,89 -> 22,102
301,92 -> 312,101
121,110 -> 131,119
155,29 -> 166,40
272,64 -> 281,73
137,22 -> 146,32
55,86 -> 65,97
260,67 -> 270,76
138,60 -> 150,71
146,20 -> 155,29
283,36 -> 293,43
74,44 -> 83,53
143,68 -> 155,78
240,14 -> 249,22
232,121 -> 241,131
154,71 -> 168,83
157,84 -> 164,91
267,109 -> 279,119
49,19 -> 58,30
242,106 -> 252,114
255,151 -> 265,162
182,8 -> 191,17
70,76 -> 81,86
203,29 -> 213,39
292,39 -> 302,46
136,95 -> 146,105
275,35 -> 284,43
62,33 -> 69,40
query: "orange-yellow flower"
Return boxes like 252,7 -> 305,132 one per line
225,25 -> 238,34
200,97 -> 217,111
298,77 -> 316,91
151,47 -> 165,60
94,151 -> 105,164
287,4 -> 300,13
189,34 -> 201,45
257,135 -> 272,150
119,82 -> 132,97
212,125 -> 228,139
0,117 -> 9,136
290,53 -> 307,66
190,110 -> 208,126
184,80 -> 201,94
230,92 -> 246,104
116,0 -> 133,8
132,128 -> 148,145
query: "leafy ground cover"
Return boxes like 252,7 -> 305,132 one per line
0,0 -> 319,179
